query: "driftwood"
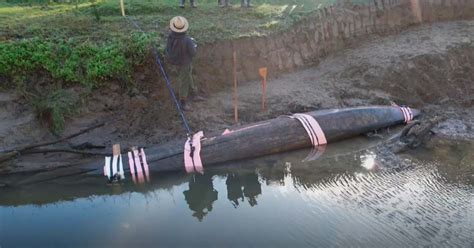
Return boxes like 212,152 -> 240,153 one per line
0,122 -> 105,163
390,116 -> 445,153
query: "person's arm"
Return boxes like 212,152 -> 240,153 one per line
165,35 -> 172,58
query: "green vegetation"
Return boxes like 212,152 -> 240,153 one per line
1,0 -> 341,42
0,0 -> 369,133
32,88 -> 78,134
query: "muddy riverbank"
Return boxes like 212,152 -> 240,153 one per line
0,20 -> 473,176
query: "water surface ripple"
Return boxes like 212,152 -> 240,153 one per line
1,141 -> 473,247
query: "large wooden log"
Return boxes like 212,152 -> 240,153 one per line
0,105 -> 419,186
93,105 -> 420,174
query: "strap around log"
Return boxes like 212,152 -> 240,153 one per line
290,113 -> 327,148
184,131 -> 204,174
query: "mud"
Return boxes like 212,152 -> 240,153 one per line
0,20 -> 473,173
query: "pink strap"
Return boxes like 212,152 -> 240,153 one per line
140,148 -> 150,182
399,106 -> 413,123
290,114 -> 327,148
184,131 -> 204,174
133,149 -> 144,184
128,152 -> 137,184
222,129 -> 233,135
221,123 -> 270,136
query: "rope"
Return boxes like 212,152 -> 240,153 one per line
124,16 -> 193,136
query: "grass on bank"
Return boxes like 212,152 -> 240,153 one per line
0,0 -> 369,134
1,0 -> 344,42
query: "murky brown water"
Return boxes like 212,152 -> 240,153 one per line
0,138 -> 473,247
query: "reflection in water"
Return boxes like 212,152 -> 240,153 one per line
0,139 -> 472,247
226,173 -> 243,207
183,174 -> 218,221
183,172 -> 262,219
226,172 -> 262,207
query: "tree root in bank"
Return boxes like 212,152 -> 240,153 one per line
0,122 -> 105,163
22,148 -> 109,156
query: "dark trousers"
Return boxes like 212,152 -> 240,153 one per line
241,0 -> 250,6
180,0 -> 195,6
219,0 -> 250,6
171,63 -> 196,100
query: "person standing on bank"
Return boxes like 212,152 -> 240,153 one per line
179,0 -> 196,8
241,0 -> 252,7
219,0 -> 252,7
165,16 -> 203,111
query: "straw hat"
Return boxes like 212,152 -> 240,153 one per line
169,16 -> 189,33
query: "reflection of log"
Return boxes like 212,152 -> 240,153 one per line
0,172 -> 190,206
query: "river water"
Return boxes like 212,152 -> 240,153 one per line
0,137 -> 473,247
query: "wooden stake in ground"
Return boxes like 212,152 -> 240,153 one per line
112,144 -> 121,156
259,67 -> 268,111
120,0 -> 126,16
233,50 -> 239,123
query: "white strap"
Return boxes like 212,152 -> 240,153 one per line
104,155 -> 124,180
104,156 -> 111,179
111,155 -> 118,177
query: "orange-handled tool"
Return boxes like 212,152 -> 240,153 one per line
233,50 -> 238,123
259,67 -> 268,111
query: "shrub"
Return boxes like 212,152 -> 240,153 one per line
32,88 -> 78,134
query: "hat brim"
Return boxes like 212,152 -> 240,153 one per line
170,20 -> 189,33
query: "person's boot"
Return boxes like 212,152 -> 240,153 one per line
179,0 -> 185,8
192,95 -> 206,102
241,0 -> 246,7
219,0 -> 230,7
180,99 -> 192,111
191,0 -> 197,8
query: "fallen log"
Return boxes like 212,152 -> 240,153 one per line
1,105 -> 420,186
83,105 -> 420,174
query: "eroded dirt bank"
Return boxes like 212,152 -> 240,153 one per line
0,20 -> 473,174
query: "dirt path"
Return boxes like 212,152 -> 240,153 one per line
1,20 -> 472,159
